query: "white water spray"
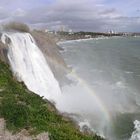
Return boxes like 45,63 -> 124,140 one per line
1,32 -> 61,101
130,120 -> 140,140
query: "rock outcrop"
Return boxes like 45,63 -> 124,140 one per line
0,119 -> 49,140
31,31 -> 70,85
0,41 -> 8,64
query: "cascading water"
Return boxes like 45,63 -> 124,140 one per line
1,32 -> 61,102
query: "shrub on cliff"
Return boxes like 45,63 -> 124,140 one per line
3,22 -> 30,32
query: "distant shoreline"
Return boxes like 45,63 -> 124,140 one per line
57,34 -> 140,45
57,36 -> 117,45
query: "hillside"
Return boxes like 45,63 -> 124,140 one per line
0,60 -> 103,140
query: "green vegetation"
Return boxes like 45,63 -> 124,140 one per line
0,61 -> 103,140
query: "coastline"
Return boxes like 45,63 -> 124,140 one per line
57,38 -> 95,45
57,36 -> 115,45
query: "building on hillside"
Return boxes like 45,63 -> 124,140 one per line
68,29 -> 74,35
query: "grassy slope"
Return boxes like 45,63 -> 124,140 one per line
0,61 -> 103,140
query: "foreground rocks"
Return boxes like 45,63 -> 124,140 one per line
0,119 -> 49,140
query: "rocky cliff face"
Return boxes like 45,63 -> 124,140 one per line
31,31 -> 69,85
0,41 -> 8,64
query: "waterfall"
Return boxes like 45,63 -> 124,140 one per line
1,32 -> 61,101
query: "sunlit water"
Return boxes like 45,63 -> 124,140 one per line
59,37 -> 140,140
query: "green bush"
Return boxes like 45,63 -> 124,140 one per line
0,99 -> 29,129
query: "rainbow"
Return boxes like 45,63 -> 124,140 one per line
70,69 -> 111,122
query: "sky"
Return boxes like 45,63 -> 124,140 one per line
0,0 -> 140,32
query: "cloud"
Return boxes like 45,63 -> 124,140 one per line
0,7 -> 10,19
22,0 -> 122,31
0,0 -> 140,32
12,8 -> 26,17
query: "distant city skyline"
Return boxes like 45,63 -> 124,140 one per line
0,0 -> 140,32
